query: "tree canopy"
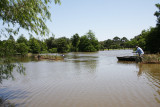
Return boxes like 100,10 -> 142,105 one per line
154,3 -> 160,27
0,0 -> 61,36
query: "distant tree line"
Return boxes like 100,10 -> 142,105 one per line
0,3 -> 159,56
0,30 -> 99,56
99,36 -> 130,50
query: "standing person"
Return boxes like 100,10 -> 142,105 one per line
136,46 -> 144,57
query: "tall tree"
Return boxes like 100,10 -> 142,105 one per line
79,35 -> 90,52
154,3 -> 160,27
28,37 -> 41,53
145,27 -> 160,53
113,36 -> 120,44
104,39 -> 113,50
79,30 -> 99,52
86,30 -> 99,51
121,37 -> 128,43
120,37 -> 129,48
8,35 -> 15,41
71,33 -> 80,52
45,36 -> 55,49
145,3 -> 160,53
56,37 -> 70,53
17,34 -> 28,45
16,43 -> 28,55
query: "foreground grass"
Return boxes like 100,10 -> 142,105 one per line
142,54 -> 160,64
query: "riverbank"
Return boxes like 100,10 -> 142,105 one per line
142,54 -> 160,64
17,52 -> 160,63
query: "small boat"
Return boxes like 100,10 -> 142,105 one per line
117,56 -> 139,61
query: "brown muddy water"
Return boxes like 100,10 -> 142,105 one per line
0,50 -> 160,107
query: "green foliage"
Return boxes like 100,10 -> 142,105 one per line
0,0 -> 61,36
110,44 -> 121,49
120,37 -> 129,48
104,39 -> 112,49
113,36 -> 120,44
0,60 -> 16,83
39,41 -> 48,52
28,37 -> 41,54
8,35 -> 15,41
129,29 -> 148,50
49,48 -> 57,53
17,34 -> 28,45
79,30 -> 99,52
0,59 -> 26,83
145,27 -> 160,53
154,3 -> 160,27
56,37 -> 70,53
71,33 -> 80,52
99,41 -> 105,50
0,40 -> 16,57
16,43 -> 29,55
79,35 -> 90,52
102,37 -> 129,50
45,36 -> 55,49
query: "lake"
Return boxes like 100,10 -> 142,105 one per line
0,50 -> 160,107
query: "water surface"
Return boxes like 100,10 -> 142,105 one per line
0,50 -> 160,107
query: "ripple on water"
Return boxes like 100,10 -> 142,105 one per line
0,50 -> 160,107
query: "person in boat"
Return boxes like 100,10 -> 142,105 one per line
136,46 -> 144,57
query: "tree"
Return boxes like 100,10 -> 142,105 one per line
154,3 -> 160,27
104,39 -> 112,50
16,43 -> 28,55
56,37 -> 70,53
145,27 -> 160,53
45,36 -> 55,49
79,35 -> 90,52
0,40 -> 16,57
121,37 -> 128,43
113,36 -> 120,44
79,30 -> 99,52
39,41 -> 48,53
8,35 -> 15,41
0,0 -> 61,36
120,37 -> 129,48
144,4 -> 160,53
99,41 -> 105,50
86,30 -> 99,51
71,33 -> 80,52
28,37 -> 41,54
17,34 -> 28,45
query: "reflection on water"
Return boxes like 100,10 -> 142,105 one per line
0,60 -> 26,83
0,50 -> 160,107
0,87 -> 28,107
0,58 -> 26,106
65,53 -> 98,73
137,64 -> 160,103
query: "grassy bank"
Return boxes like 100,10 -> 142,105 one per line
142,54 -> 160,64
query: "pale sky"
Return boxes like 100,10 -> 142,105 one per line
0,0 -> 159,41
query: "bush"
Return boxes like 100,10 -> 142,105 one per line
49,48 -> 57,53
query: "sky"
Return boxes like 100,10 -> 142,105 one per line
0,0 -> 159,41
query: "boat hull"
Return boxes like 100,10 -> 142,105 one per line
117,56 -> 139,61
